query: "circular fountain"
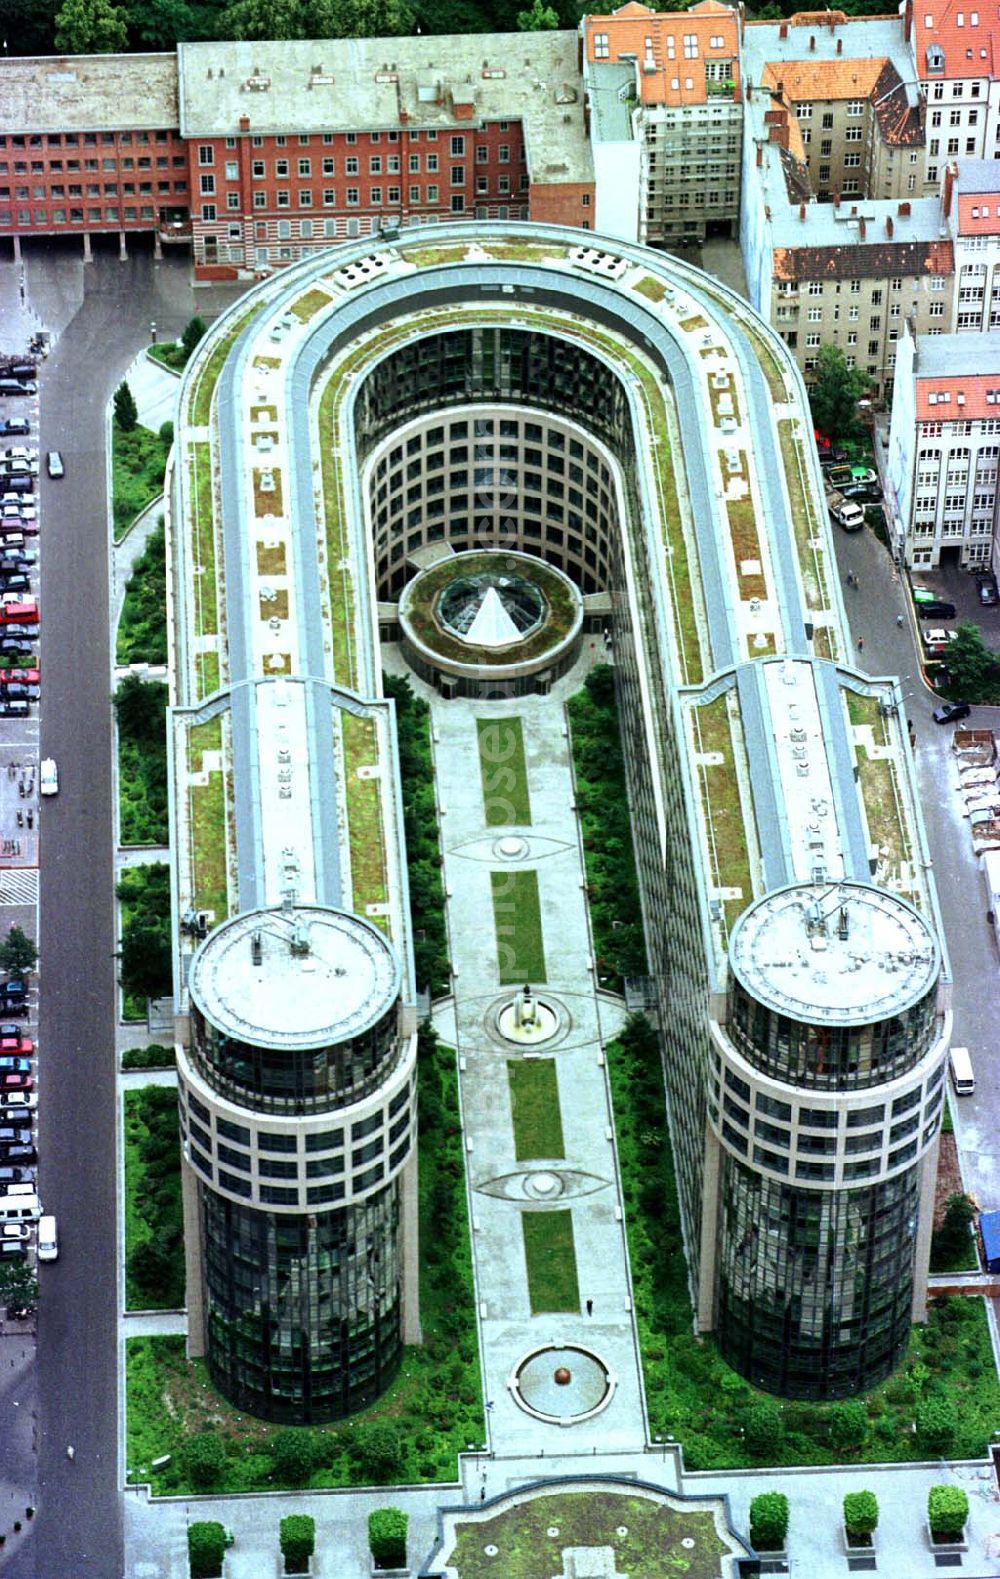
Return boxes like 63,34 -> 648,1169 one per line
495,983 -> 560,1047
510,1344 -> 615,1424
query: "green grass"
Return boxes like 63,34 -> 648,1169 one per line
112,423 -> 172,543
187,717 -> 229,926
190,307 -> 256,428
507,1059 -> 564,1161
521,1210 -> 579,1313
342,712 -> 388,921
121,1043 -> 174,1071
126,1026 -> 484,1494
117,518 -> 167,665
476,717 -> 531,826
491,869 -> 546,984
147,342 -> 188,374
124,1086 -> 184,1310
445,1491 -> 732,1579
116,678 -> 168,847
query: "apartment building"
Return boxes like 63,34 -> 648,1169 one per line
887,320 -> 1000,569
0,53 -> 189,259
939,157 -> 1000,330
906,0 -> 1000,189
583,0 -> 742,246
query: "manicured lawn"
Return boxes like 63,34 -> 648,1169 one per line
126,1026 -> 484,1494
112,423 -> 172,542
187,716 -> 229,926
342,712 -> 388,917
507,1059 -> 564,1161
445,1491 -> 733,1579
521,1210 -> 579,1313
491,869 -> 546,984
476,717 -> 531,826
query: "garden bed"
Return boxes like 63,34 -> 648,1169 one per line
112,424 -> 171,543
117,519 -> 167,666
124,1086 -> 184,1310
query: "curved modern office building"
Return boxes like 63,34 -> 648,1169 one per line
169,222 -> 950,1413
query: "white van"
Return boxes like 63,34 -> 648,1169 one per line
0,1192 -> 39,1221
39,759 -> 57,796
37,1214 -> 57,1261
950,1046 -> 975,1096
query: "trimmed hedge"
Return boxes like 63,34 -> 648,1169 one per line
188,1521 -> 226,1579
115,674 -> 168,845
749,1492 -> 789,1553
928,1484 -> 968,1542
843,1491 -> 878,1539
280,1514 -> 315,1572
369,1508 -> 407,1569
383,673 -> 450,995
121,1043 -> 174,1071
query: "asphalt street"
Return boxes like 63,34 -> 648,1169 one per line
0,234 -> 243,1579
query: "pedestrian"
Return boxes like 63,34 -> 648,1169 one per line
896,614 -> 904,627
857,636 -> 864,651
480,1485 -> 486,1502
66,1445 -> 74,1460
585,1298 -> 593,1317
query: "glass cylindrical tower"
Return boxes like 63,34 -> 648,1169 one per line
177,902 -> 416,1422
710,880 -> 946,1398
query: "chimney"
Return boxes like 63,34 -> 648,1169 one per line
809,33 -> 816,49
898,199 -> 911,216
859,216 -> 867,239
886,214 -> 894,237
779,20 -> 788,36
776,78 -> 784,95
239,115 -> 250,132
833,192 -> 840,209
584,97 -> 591,135
942,159 -> 956,218
800,202 -> 806,220
836,37 -> 843,53
578,33 -> 583,71
903,0 -> 914,37
756,144 -> 763,166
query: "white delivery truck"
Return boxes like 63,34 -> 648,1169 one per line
949,1047 -> 975,1096
982,849 -> 1000,952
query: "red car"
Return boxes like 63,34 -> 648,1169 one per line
0,1036 -> 32,1055
0,602 -> 37,625
0,1074 -> 32,1091
0,668 -> 37,686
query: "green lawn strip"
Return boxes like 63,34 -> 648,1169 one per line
446,1491 -> 730,1579
124,1086 -> 184,1310
318,376 -> 357,689
521,1210 -> 579,1313
507,1059 -> 564,1161
189,307 -> 257,428
341,712 -> 388,919
491,869 -> 546,984
609,1013 -> 1000,1469
189,440 -> 219,666
147,343 -> 188,374
476,716 -> 531,826
567,667 -> 647,991
116,677 -> 168,847
694,692 -> 753,932
777,418 -> 830,619
117,518 -> 167,665
384,675 -> 451,995
112,423 -> 171,543
187,716 -> 230,927
126,1025 -> 484,1494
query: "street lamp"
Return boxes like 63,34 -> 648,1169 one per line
150,320 -> 157,344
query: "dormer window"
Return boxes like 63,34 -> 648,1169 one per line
926,43 -> 945,72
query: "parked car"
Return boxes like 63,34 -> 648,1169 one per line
0,1146 -> 35,1164
1,448 -> 37,464
0,1223 -> 31,1240
0,669 -> 39,686
0,575 -> 31,596
0,1127 -> 32,1146
0,1058 -> 30,1073
0,1036 -> 32,1053
0,700 -> 30,717
0,419 -> 30,438
841,483 -> 882,504
0,1241 -> 27,1260
0,1166 -> 34,1184
0,980 -> 27,1002
922,628 -> 958,655
933,700 -> 972,724
978,578 -> 999,606
46,450 -> 64,479
0,1075 -> 33,1091
0,1024 -> 26,1037
0,380 -> 36,397
2,685 -> 39,702
0,641 -> 36,658
0,602 -> 38,625
917,600 -> 957,620
0,1092 -> 37,1110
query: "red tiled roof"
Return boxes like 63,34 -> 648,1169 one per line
585,1 -> 740,106
773,237 -> 954,281
911,0 -> 999,84
915,373 -> 1000,421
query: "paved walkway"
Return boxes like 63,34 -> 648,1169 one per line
430,657 -> 643,1462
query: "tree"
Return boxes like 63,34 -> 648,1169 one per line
280,1514 -> 316,1572
0,926 -> 37,978
188,1520 -> 227,1579
183,1433 -> 228,1492
517,0 -> 558,24
114,380 -> 139,433
928,1484 -> 969,1541
916,1397 -> 956,1456
931,1193 -> 977,1271
945,622 -> 998,703
368,1508 -> 408,1570
118,919 -> 172,1001
182,316 -> 207,358
0,1259 -> 37,1315
125,0 -> 196,48
809,344 -> 873,445
843,1490 -> 879,1540
219,0 -> 309,37
0,0 -> 62,54
352,1420 -> 404,1482
270,1429 -> 319,1486
127,1239 -> 179,1304
313,0 -> 414,33
828,1398 -> 869,1452
54,0 -> 129,51
114,674 -> 167,747
749,1492 -> 789,1553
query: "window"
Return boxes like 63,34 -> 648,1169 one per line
298,189 -> 312,206
201,203 -> 216,221
450,135 -> 465,156
451,166 -> 465,185
805,332 -> 821,347
427,153 -> 438,172
845,126 -> 862,143
346,187 -> 359,205
798,101 -> 812,118
821,111 -> 833,129
276,190 -> 289,208
345,156 -> 358,175
844,152 -> 861,167
199,173 -> 215,195
225,161 -> 238,181
593,30 -> 609,57
369,156 -> 381,174
683,32 -> 698,57
820,138 -> 833,156
298,158 -> 311,176
807,306 -> 822,321
275,158 -> 288,177
198,144 -> 214,165
807,280 -> 823,295
450,192 -> 464,211
868,339 -> 880,356
847,99 -> 864,116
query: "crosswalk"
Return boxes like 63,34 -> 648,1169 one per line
0,868 -> 38,905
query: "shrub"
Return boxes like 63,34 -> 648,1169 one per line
749,1491 -> 789,1552
843,1491 -> 878,1540
183,316 -> 207,358
117,520 -> 167,666
121,1043 -> 174,1071
828,1399 -> 869,1452
382,674 -> 450,994
280,1514 -> 315,1571
188,1520 -> 226,1578
928,1484 -> 969,1541
182,1432 -> 227,1492
916,1397 -> 956,1456
369,1508 -> 408,1569
270,1429 -> 318,1487
114,380 -> 138,433
159,419 -> 175,444
352,1421 -> 404,1483
745,1402 -> 784,1457
930,1194 -> 977,1273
